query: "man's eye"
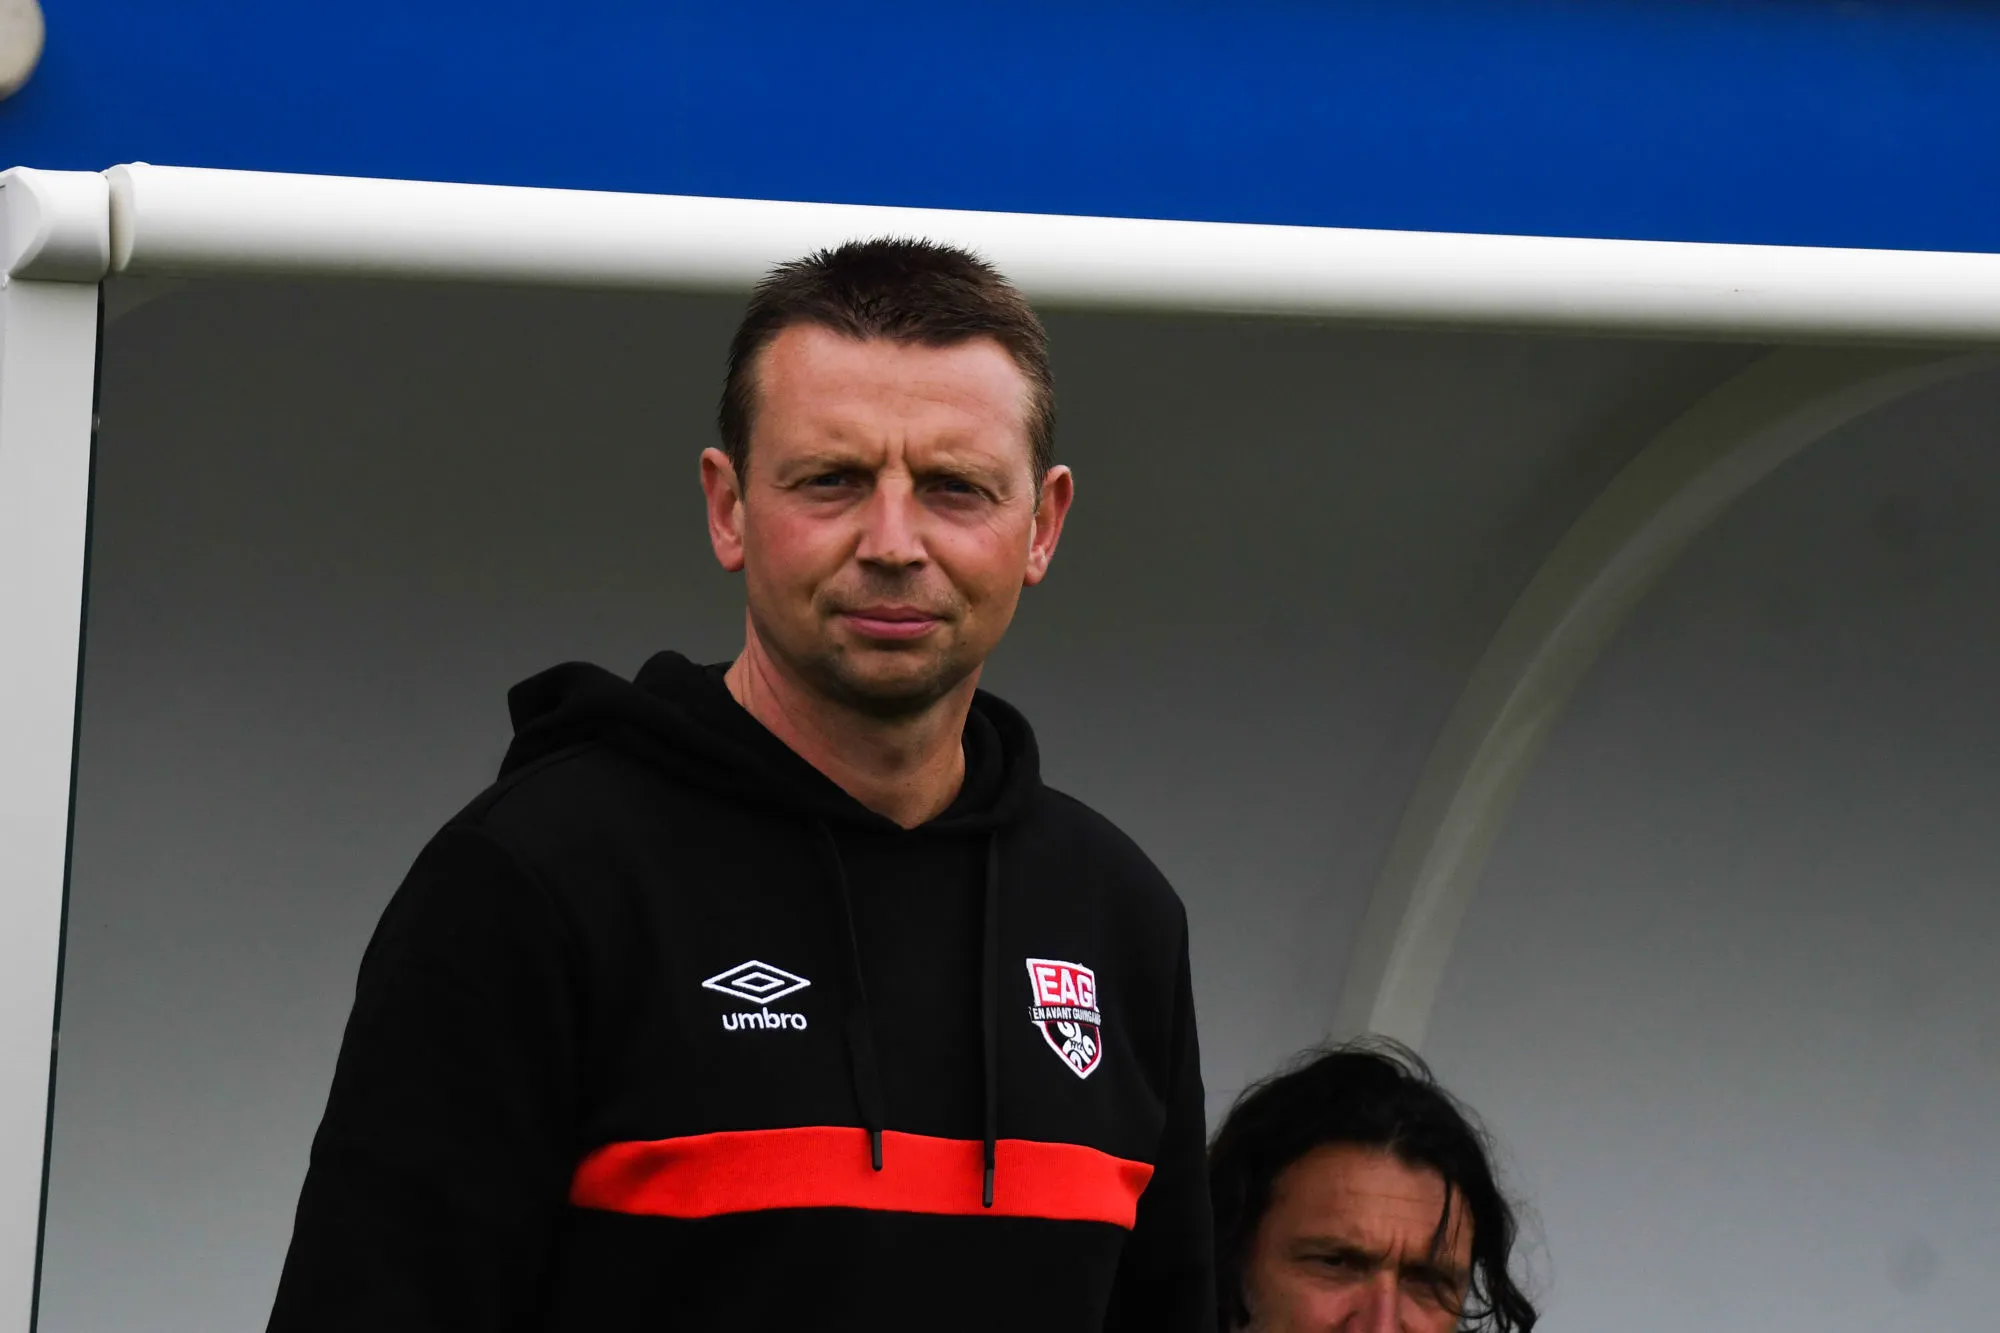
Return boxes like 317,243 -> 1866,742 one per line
932,478 -> 982,497
807,471 -> 854,488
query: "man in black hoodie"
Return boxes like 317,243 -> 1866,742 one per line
268,239 -> 1213,1331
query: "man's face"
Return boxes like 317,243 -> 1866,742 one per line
1241,1145 -> 1473,1333
702,324 -> 1071,717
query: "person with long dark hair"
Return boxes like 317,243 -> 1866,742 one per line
1209,1039 -> 1538,1332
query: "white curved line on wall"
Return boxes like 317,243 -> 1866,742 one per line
1332,346 -> 1991,1050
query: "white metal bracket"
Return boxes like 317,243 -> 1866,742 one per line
2,169 -> 110,285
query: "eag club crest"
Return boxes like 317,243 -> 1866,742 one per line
1025,958 -> 1103,1079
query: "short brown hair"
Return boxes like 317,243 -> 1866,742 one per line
718,238 -> 1055,480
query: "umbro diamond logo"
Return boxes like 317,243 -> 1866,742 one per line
702,960 -> 811,1006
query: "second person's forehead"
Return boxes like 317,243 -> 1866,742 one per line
1277,1147 -> 1459,1230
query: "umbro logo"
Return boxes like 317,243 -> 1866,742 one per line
703,959 -> 811,1033
702,960 -> 811,1006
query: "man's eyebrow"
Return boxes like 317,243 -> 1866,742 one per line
772,447 -> 868,475
1290,1234 -> 1381,1260
1290,1236 -> 1468,1287
1398,1255 -> 1471,1291
913,456 -> 1012,485
912,452 -> 995,471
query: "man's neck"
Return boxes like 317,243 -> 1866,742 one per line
723,633 -> 972,830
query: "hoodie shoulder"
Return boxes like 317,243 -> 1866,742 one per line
1027,786 -> 1189,931
450,740 -> 672,877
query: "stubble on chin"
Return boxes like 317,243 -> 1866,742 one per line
798,578 -> 978,719
747,600 -> 974,721
801,640 -> 974,721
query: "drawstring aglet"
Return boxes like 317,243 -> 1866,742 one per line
982,1163 -> 995,1208
870,1128 -> 884,1172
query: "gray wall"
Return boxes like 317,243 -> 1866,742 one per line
1426,366 -> 2000,1329
49,274 -> 1751,1329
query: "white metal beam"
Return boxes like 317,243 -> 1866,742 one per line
1333,346 -> 1990,1049
0,167 -> 108,1333
101,163 -> 2000,344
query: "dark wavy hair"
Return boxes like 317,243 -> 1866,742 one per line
1208,1038 -> 1538,1332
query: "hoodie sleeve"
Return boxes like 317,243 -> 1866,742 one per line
1101,929 -> 1215,1333
267,825 -> 581,1333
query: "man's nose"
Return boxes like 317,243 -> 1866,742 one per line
854,478 -> 924,568
1343,1275 -> 1400,1333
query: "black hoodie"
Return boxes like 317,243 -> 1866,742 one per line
269,652 -> 1212,1332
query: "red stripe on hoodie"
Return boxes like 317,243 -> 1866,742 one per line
570,1126 -> 1155,1228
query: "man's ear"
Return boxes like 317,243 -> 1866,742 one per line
1023,465 -> 1074,587
701,447 -> 747,573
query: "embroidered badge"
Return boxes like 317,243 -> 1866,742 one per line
1025,957 -> 1103,1079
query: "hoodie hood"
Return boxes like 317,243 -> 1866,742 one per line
500,650 -> 1042,833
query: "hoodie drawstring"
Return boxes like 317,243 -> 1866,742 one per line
981,832 -> 1002,1208
813,821 -> 1006,1207
814,822 -> 887,1172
